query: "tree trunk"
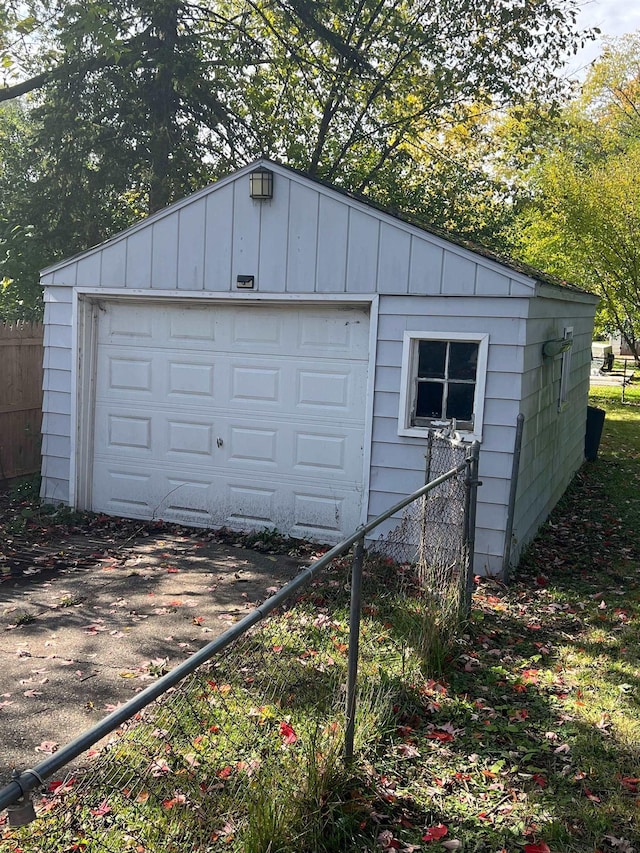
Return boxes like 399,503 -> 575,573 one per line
148,2 -> 179,213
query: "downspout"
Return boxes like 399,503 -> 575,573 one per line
502,413 -> 525,583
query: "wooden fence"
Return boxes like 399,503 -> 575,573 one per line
0,322 -> 44,483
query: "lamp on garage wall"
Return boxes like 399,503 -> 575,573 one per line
249,167 -> 274,200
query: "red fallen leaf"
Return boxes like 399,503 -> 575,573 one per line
89,799 -> 112,816
532,774 -> 547,787
192,616 -> 205,625
527,623 -> 542,631
620,776 -> 640,792
425,730 -> 454,742
422,823 -> 448,842
166,567 -> 179,573
272,645 -> 283,652
279,721 -> 298,744
524,844 -> 550,853
163,794 -> 186,809
217,766 -> 233,779
584,787 -> 601,803
510,709 -> 529,721
535,575 -> 548,587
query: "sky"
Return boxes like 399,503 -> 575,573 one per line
567,0 -> 640,76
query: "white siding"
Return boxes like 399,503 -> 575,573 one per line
41,286 -> 74,504
41,164 -> 538,300
368,295 -> 527,575
510,297 -> 597,565
39,161 -> 597,575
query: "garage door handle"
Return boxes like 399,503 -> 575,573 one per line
217,437 -> 224,448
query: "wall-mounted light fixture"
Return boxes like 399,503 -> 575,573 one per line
249,167 -> 274,201
542,337 -> 573,359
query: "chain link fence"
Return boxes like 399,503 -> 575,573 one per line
0,435 -> 478,853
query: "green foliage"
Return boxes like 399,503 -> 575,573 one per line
0,0 -> 593,318
509,34 -> 640,357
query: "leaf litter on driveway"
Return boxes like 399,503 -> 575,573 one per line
0,518 -> 303,778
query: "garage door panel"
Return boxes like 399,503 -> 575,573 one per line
167,361 -> 215,399
297,311 -> 367,356
227,485 -> 276,525
228,426 -> 278,465
292,492 -> 345,534
91,301 -> 369,542
168,308 -> 217,343
167,420 -> 214,458
108,414 -> 152,451
230,366 -> 280,403
100,303 -> 154,341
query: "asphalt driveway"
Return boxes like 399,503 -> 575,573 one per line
0,520 -> 302,782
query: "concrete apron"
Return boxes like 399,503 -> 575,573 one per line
0,533 -> 301,781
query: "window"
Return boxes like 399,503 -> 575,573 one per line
398,331 -> 489,440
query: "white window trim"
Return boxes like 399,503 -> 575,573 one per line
398,331 -> 489,442
558,326 -> 573,412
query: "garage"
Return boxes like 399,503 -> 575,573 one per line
41,159 -> 598,575
88,299 -> 370,541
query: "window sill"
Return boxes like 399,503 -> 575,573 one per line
398,424 -> 482,443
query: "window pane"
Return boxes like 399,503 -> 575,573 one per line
446,383 -> 475,421
449,342 -> 479,380
416,381 -> 444,419
418,341 -> 446,379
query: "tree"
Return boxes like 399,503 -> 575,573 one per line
0,0 -> 593,320
510,34 -> 640,358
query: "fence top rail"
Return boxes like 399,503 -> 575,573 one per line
0,452 -> 473,810
0,322 -> 44,340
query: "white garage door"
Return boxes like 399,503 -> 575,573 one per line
90,300 -> 370,542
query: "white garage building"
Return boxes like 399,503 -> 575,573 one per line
40,160 -> 598,575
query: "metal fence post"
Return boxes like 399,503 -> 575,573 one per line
345,533 -> 365,763
463,441 -> 481,617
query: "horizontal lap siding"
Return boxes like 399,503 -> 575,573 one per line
510,300 -> 596,566
41,287 -> 73,503
370,294 -> 527,574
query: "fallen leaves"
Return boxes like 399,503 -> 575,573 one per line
35,740 -> 58,754
422,823 -> 448,842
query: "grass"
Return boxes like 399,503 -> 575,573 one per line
2,385 -> 640,852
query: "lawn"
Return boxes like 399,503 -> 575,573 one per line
1,386 -> 639,853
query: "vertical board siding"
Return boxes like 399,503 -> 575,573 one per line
316,194 -> 348,293
99,239 -> 127,288
204,183 -> 233,290
258,178 -> 290,292
125,228 -> 153,289
0,322 -> 43,481
346,208 -> 380,293
286,181 -> 318,292
151,215 -> 179,290
441,251 -> 476,295
408,237 -> 444,294
231,179 -> 261,288
377,223 -> 411,294
177,198 -> 206,291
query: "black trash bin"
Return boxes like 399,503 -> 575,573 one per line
585,405 -> 605,460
